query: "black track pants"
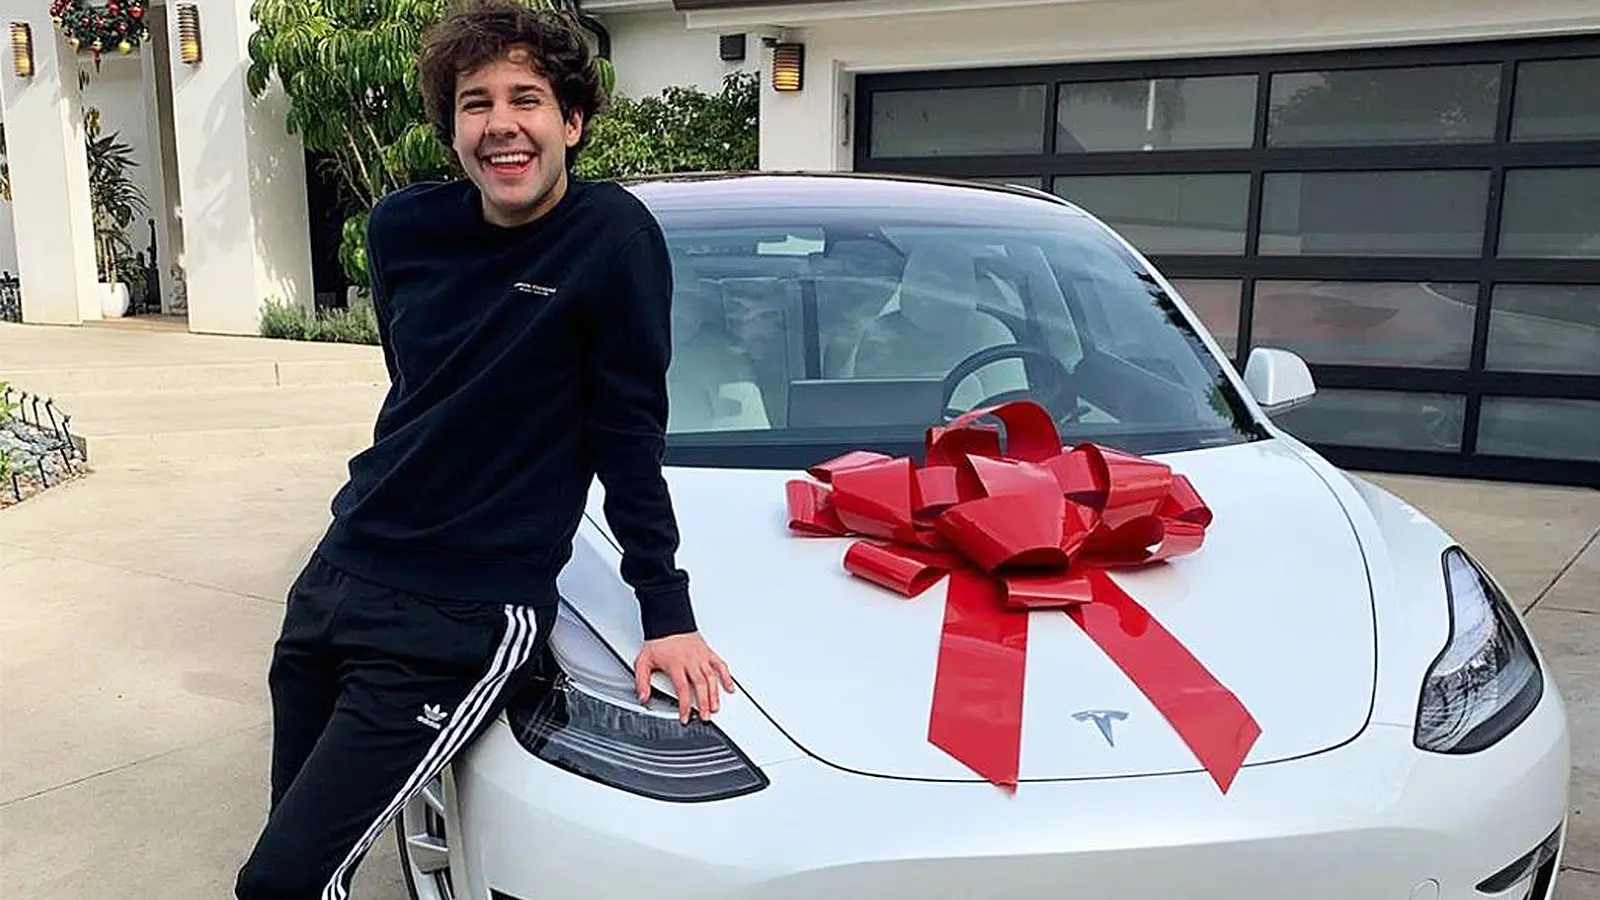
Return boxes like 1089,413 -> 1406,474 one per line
236,553 -> 554,900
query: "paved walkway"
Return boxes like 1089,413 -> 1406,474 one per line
1,320 -> 389,466
1,321 -> 1597,899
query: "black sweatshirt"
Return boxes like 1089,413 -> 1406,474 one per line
316,177 -> 696,640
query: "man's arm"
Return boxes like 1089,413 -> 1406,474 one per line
583,221 -> 733,722
584,223 -> 695,639
364,210 -> 400,383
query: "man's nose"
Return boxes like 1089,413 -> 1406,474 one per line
485,103 -> 517,135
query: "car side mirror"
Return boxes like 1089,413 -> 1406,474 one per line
1244,347 -> 1315,415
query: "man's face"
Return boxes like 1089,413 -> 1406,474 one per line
452,48 -> 583,228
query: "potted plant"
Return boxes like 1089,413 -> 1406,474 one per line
84,109 -> 148,317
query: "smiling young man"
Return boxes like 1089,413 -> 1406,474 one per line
234,2 -> 732,898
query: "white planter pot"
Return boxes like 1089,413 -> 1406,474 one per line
99,281 -> 129,318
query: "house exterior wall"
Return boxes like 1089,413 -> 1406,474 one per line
726,0 -> 1600,171
602,8 -> 758,98
0,5 -> 100,325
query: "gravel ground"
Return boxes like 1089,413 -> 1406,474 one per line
1,410 -> 89,508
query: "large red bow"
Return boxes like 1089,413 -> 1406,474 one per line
785,401 -> 1261,793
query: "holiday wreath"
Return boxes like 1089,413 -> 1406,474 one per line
49,0 -> 150,66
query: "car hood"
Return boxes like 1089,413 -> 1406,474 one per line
583,438 -> 1376,783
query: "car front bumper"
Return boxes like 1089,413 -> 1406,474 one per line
447,671 -> 1570,900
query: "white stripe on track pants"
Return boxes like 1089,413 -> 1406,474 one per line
235,553 -> 553,900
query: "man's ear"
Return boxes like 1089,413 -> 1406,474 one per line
565,109 -> 585,148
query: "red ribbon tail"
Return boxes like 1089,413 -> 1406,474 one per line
929,570 -> 1028,790
1069,571 -> 1261,793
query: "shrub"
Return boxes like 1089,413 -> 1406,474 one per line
259,298 -> 381,345
575,72 -> 759,180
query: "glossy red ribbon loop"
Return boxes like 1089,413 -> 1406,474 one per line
785,400 -> 1261,794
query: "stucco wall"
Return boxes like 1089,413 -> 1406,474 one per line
164,0 -> 313,335
604,8 -> 759,99
736,0 -> 1600,170
0,9 -> 100,325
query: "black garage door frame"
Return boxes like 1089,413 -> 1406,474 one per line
853,34 -> 1600,488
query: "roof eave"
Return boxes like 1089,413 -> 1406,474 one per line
673,0 -> 1118,28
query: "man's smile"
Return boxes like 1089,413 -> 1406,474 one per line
483,151 -> 535,174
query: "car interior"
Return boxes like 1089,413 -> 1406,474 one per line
661,222 -> 1241,447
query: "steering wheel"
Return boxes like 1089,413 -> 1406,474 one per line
941,344 -> 1080,425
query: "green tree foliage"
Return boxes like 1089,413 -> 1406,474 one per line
248,0 -> 467,286
247,0 -> 753,289
575,71 -> 759,180
248,0 -> 457,205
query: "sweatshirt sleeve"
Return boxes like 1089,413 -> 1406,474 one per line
582,222 -> 697,641
363,210 -> 400,383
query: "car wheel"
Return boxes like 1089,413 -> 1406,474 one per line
396,775 -> 454,900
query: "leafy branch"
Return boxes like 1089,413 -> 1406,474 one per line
575,71 -> 758,180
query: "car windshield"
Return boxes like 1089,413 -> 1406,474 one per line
647,184 -> 1264,466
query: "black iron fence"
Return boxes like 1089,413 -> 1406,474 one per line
1,382 -> 87,504
129,217 -> 163,316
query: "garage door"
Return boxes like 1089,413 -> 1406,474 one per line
855,36 -> 1600,487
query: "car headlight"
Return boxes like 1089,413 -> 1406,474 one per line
505,603 -> 768,802
1414,547 -> 1544,754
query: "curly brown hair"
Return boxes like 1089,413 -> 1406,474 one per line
417,0 -> 608,168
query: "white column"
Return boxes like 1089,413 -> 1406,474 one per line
0,3 -> 100,325
165,0 -> 313,335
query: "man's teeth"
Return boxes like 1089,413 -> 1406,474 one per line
488,153 -> 532,165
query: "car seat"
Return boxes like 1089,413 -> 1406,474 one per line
666,274 -> 770,433
840,241 -> 1026,410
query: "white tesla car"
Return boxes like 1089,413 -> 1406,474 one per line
396,173 -> 1571,900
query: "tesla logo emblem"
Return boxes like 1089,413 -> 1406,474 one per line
1073,709 -> 1128,746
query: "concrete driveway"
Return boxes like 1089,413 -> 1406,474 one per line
1,321 -> 1597,899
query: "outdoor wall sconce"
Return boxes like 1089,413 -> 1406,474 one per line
176,4 -> 202,64
10,22 -> 33,78
771,42 -> 803,92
